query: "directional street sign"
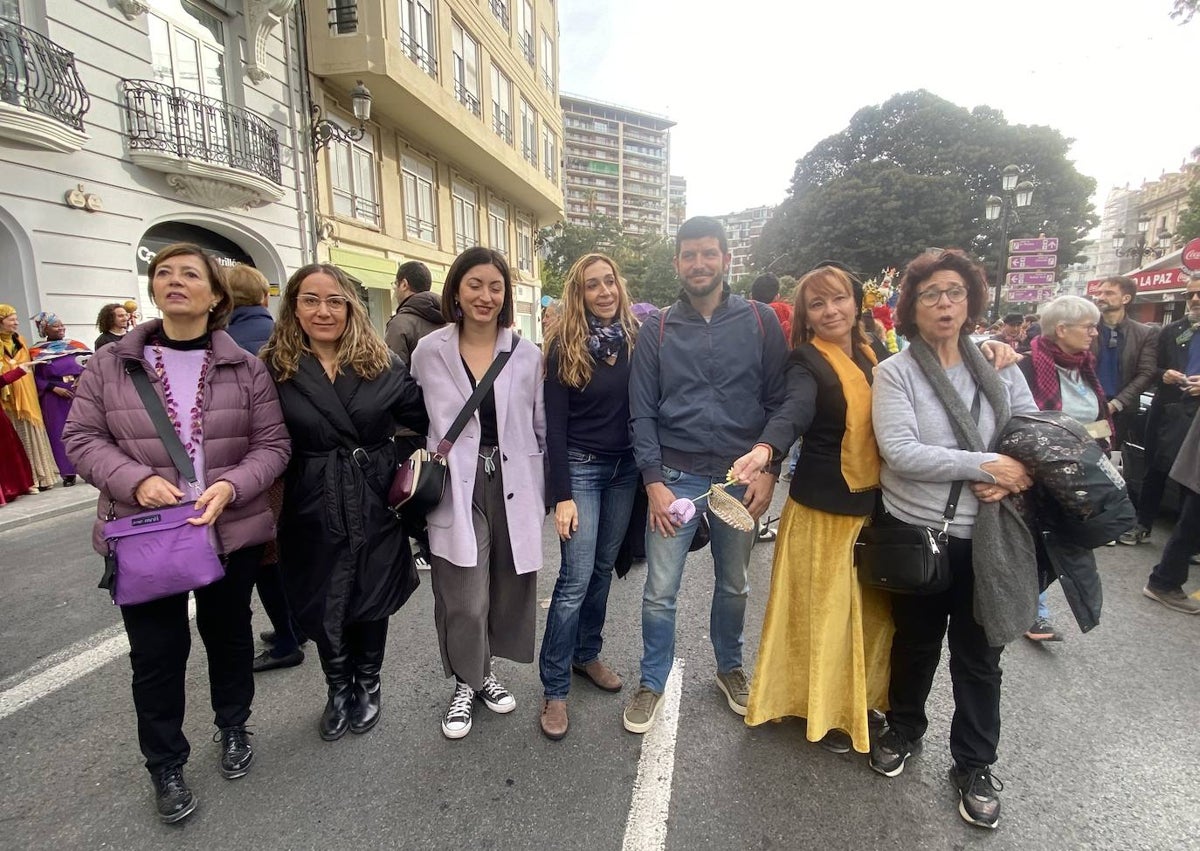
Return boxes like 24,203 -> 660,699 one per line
1005,286 -> 1057,302
1007,253 -> 1057,270
1009,237 -> 1059,254
1006,271 -> 1056,286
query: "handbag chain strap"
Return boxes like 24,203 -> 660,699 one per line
434,349 -> 513,460
940,388 -> 983,532
126,359 -> 200,493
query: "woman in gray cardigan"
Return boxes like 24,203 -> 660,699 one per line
869,249 -> 1038,831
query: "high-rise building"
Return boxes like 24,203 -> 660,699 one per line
668,176 -> 687,238
560,94 -> 674,237
306,0 -> 564,339
716,205 -> 774,281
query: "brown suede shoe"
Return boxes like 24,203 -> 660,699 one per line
572,659 -> 623,693
540,699 -> 568,740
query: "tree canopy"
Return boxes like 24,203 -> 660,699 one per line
538,214 -> 680,306
753,90 -> 1098,292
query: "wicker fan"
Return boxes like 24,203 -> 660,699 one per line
705,484 -> 755,532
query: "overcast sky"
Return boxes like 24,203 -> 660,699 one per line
558,0 -> 1197,219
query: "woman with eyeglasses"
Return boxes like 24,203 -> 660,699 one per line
870,249 -> 1038,830
261,264 -> 428,742
1013,295 -> 1114,641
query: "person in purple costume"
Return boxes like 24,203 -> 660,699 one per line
29,313 -> 91,486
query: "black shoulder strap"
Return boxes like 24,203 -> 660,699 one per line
942,389 -> 982,524
126,360 -> 198,487
435,349 -> 512,458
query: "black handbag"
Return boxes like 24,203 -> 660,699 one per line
853,486 -> 961,595
387,350 -> 512,518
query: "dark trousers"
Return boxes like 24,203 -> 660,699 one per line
1149,486 -> 1200,592
886,536 -> 1003,770
119,545 -> 262,776
256,561 -> 302,655
1136,465 -> 1170,529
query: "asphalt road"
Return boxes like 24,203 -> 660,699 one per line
1,497 -> 1198,850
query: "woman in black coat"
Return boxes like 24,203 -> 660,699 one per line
261,263 -> 428,741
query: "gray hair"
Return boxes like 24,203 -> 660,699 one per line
1042,295 -> 1100,334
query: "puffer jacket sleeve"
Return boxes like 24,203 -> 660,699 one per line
215,357 -> 290,504
62,350 -> 156,504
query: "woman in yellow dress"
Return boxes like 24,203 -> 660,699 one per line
729,266 -> 892,754
0,304 -> 59,491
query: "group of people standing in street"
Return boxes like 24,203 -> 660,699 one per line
47,216 -> 1199,832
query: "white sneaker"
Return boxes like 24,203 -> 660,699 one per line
479,673 -> 516,714
441,681 -> 474,739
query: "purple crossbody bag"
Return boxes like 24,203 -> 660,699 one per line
99,361 -> 224,606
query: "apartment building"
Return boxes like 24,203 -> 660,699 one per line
306,0 -> 563,338
560,93 -> 673,237
667,175 -> 686,238
716,204 -> 773,281
1,0 -> 313,335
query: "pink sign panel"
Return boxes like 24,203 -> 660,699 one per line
1085,268 -> 1189,295
1009,237 -> 1059,253
1006,272 -> 1056,286
1007,254 -> 1057,270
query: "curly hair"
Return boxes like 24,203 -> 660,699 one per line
95,302 -> 124,334
893,249 -> 987,341
791,265 -> 869,350
546,253 -> 638,389
260,263 -> 392,382
146,243 -> 234,330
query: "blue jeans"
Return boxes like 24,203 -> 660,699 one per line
640,465 -> 753,693
1036,590 -> 1050,621
539,450 -> 638,699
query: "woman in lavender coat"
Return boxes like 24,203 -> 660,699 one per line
63,243 -> 290,825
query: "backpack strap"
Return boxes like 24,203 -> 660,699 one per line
658,306 -> 671,346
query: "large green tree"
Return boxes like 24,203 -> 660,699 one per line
754,90 -> 1098,290
538,214 -> 679,306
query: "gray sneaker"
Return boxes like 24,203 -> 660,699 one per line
1143,585 -> 1200,614
1119,524 -> 1150,545
622,687 -> 663,734
715,668 -> 751,716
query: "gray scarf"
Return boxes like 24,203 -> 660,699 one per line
907,335 -> 1038,647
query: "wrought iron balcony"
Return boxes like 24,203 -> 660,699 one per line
453,81 -> 480,117
401,33 -> 438,78
489,0 -> 509,30
519,33 -> 534,66
122,79 -> 283,209
492,112 -> 512,144
0,17 -> 89,151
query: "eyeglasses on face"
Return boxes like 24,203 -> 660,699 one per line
1065,323 -> 1098,333
297,294 -> 350,312
916,286 -> 969,307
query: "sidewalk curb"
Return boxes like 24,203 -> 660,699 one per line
0,492 -> 97,534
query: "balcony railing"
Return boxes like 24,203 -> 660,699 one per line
519,32 -> 534,66
401,33 -> 438,78
492,111 -> 512,144
489,0 -> 509,29
0,17 -> 89,132
454,81 -> 480,116
122,80 -> 281,185
521,142 -> 537,167
541,70 -> 553,92
327,0 -> 357,34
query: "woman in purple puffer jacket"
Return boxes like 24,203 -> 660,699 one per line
63,243 -> 290,826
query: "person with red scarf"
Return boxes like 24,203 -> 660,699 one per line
1016,295 -> 1115,641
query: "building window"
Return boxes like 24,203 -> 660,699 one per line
539,29 -> 553,92
519,97 -> 537,167
452,179 -> 478,252
148,2 -> 226,102
488,0 -> 508,30
489,65 -> 512,145
516,214 -> 532,275
451,21 -> 480,116
517,0 -> 533,66
1,0 -> 20,20
402,153 -> 437,244
487,199 -> 509,254
327,0 -> 356,34
330,124 -> 379,225
399,0 -> 437,78
541,126 -> 556,183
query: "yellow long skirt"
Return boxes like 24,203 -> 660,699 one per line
745,497 -> 894,753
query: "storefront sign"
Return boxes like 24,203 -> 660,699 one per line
1086,267 -> 1190,295
1183,238 -> 1200,272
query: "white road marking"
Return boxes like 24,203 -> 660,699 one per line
0,598 -> 196,722
621,658 -> 684,851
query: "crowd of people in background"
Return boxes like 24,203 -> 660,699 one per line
7,215 -> 1196,833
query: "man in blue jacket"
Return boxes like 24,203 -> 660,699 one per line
623,216 -> 788,733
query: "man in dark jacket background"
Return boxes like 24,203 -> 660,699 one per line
385,260 -> 442,365
1091,275 -> 1157,448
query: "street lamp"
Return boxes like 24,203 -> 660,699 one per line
984,164 -> 1034,321
310,80 -> 372,152
1113,215 -> 1174,269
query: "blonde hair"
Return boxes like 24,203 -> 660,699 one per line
226,264 -> 270,308
260,263 -> 391,382
792,266 -> 867,349
546,253 -> 638,389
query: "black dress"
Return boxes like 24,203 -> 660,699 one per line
272,354 -> 428,655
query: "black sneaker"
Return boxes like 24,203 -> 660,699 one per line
950,764 -> 1003,829
442,681 -> 474,739
153,766 -> 197,824
870,725 -> 919,777
214,726 -> 253,779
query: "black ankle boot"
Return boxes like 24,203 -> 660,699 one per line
318,651 -> 355,741
349,620 -> 388,735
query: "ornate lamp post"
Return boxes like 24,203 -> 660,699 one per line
1113,215 -> 1173,271
310,80 -> 372,151
984,164 -> 1034,321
